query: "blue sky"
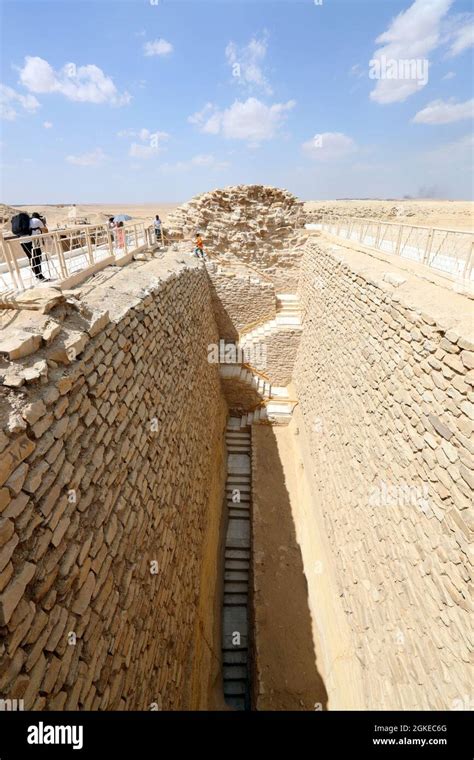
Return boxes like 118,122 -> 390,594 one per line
0,0 -> 473,202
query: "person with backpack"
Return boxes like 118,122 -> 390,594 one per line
11,211 -> 48,281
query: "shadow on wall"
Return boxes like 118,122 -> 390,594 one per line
251,424 -> 328,711
206,276 -> 240,343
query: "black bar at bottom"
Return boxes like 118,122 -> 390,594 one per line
0,710 -> 471,757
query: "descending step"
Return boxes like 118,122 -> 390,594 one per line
222,418 -> 252,710
237,293 -> 302,350
218,364 -> 297,425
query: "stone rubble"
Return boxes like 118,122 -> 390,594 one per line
166,185 -> 307,284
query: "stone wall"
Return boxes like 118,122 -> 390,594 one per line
206,264 -> 276,341
257,328 -> 302,387
0,257 -> 228,710
220,376 -> 261,415
294,239 -> 473,710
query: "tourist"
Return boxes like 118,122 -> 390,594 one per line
194,232 -> 205,259
153,214 -> 162,245
116,220 -> 126,249
21,213 -> 48,281
108,217 -> 115,242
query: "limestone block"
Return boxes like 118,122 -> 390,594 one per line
47,331 -> 89,365
0,533 -> 19,574
0,436 -> 36,489
21,400 -> 47,426
0,331 -> 42,360
0,562 -> 36,626
72,571 -> 96,615
5,463 -> 29,496
2,492 -> 29,520
86,310 -> 110,338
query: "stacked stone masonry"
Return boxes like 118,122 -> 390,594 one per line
206,264 -> 276,341
255,329 -> 302,387
295,239 -> 473,710
0,183 -> 472,713
0,258 -> 228,710
167,185 -> 307,289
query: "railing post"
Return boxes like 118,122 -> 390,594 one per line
395,225 -> 403,256
6,237 -> 24,291
123,227 -> 128,255
375,222 -> 381,249
84,228 -> 94,266
461,240 -> 473,281
422,228 -> 434,265
0,235 -> 21,291
52,233 -> 69,279
106,226 -> 115,258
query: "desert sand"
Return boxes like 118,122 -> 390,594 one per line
0,203 -> 180,230
1,198 -> 473,233
304,199 -> 474,231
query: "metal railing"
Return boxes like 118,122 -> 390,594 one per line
321,216 -> 474,283
0,221 -> 154,295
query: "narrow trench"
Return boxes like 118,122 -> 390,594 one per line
221,417 -> 252,710
219,412 -> 327,712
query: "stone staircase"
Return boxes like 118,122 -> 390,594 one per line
238,293 -> 302,349
218,364 -> 297,425
222,419 -> 252,710
218,293 -> 301,426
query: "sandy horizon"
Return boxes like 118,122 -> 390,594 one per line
1,198 -> 473,232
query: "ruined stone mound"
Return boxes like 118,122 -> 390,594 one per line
166,185 -> 305,267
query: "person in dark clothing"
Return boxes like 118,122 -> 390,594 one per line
153,215 -> 162,244
21,213 -> 48,280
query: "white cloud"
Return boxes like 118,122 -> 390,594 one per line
225,34 -> 272,94
161,154 -> 230,172
43,121 -> 53,128
120,128 -> 169,159
188,97 -> 295,144
129,142 -> 159,159
66,147 -> 108,166
188,103 -> 221,134
302,132 -> 357,162
369,0 -> 453,104
413,98 -> 474,124
118,127 -> 167,142
0,84 -> 40,120
425,132 -> 473,165
350,64 -> 365,79
445,14 -> 474,56
19,56 -> 130,105
442,71 -> 456,80
143,39 -> 173,57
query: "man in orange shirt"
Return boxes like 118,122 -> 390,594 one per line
194,233 -> 205,259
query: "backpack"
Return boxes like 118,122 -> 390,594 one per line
11,213 -> 31,236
